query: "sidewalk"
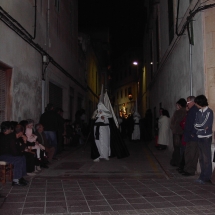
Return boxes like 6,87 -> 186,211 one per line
0,140 -> 215,215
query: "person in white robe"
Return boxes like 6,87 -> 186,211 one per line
131,111 -> 141,140
93,102 -> 112,162
157,109 -> 171,150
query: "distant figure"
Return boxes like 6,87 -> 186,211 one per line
131,111 -> 141,141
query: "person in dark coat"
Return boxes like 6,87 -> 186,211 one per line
40,103 -> 58,158
180,96 -> 199,176
170,98 -> 187,167
0,122 -> 28,186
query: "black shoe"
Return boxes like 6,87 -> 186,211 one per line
52,157 -> 59,160
178,169 -> 185,173
41,164 -> 49,168
19,177 -> 29,184
12,180 -> 27,186
182,172 -> 195,176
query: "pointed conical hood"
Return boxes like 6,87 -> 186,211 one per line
99,85 -> 104,104
104,91 -> 119,128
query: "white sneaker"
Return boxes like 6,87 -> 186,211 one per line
104,158 -> 109,161
27,172 -> 36,176
36,166 -> 41,171
93,158 -> 100,162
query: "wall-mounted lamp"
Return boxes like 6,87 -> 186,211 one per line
42,55 -> 50,80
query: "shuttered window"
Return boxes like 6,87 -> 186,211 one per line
49,82 -> 62,109
0,70 -> 6,124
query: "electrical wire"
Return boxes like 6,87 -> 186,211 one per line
176,1 -> 215,37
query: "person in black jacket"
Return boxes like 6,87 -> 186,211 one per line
40,103 -> 58,158
193,95 -> 213,184
180,96 -> 199,176
0,122 -> 28,186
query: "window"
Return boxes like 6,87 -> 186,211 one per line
168,0 -> 174,44
55,0 -> 60,12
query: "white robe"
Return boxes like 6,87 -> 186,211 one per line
94,115 -> 111,159
158,115 -> 171,146
132,116 -> 140,140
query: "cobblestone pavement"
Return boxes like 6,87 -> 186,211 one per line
0,140 -> 215,215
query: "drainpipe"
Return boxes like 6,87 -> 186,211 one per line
42,0 -> 50,113
46,0 -> 50,46
189,44 -> 193,96
42,79 -> 45,113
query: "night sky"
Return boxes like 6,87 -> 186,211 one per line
78,0 -> 146,60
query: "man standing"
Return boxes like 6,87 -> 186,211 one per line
170,98 -> 187,167
181,96 -> 199,176
194,95 -> 213,184
40,103 -> 58,158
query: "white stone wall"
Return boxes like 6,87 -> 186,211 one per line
146,0 -> 205,118
0,0 -> 83,123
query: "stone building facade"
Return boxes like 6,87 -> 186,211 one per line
0,0 -> 86,124
142,0 -> 215,134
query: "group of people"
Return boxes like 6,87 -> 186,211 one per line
157,94 -> 214,185
0,119 -> 56,186
117,109 -> 153,142
0,103 -> 75,186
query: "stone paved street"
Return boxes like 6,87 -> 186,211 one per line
1,140 -> 215,215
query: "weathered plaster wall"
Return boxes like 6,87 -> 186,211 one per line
203,7 -> 215,132
0,5 -> 42,122
149,1 -> 205,118
0,0 -> 82,123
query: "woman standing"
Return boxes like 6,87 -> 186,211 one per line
157,109 -> 171,150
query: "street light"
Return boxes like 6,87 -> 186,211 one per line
133,61 -> 139,106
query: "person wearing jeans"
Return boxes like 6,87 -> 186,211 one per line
194,95 -> 213,184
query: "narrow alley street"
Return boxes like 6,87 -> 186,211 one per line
1,140 -> 215,215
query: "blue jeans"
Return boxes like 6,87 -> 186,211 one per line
0,155 -> 26,179
198,137 -> 212,182
44,131 -> 57,156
